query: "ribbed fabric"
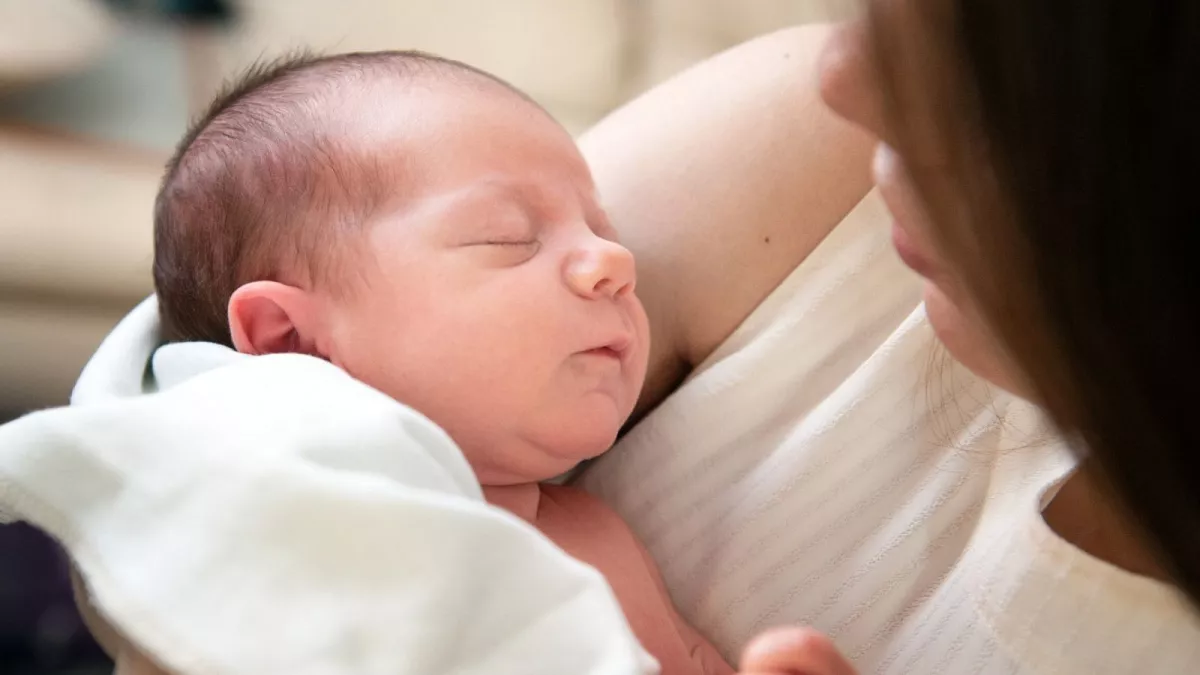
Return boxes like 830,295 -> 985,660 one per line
579,191 -> 1200,674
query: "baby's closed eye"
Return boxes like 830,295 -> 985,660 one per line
459,205 -> 538,247
462,236 -> 542,265
470,238 -> 539,247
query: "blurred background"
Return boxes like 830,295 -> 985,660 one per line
0,0 -> 850,672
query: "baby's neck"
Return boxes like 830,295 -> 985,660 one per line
482,482 -> 543,524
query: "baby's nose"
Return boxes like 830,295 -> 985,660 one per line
565,238 -> 636,300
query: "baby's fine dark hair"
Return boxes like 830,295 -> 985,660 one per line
153,50 -> 533,346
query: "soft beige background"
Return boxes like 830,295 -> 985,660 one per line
0,0 -> 855,411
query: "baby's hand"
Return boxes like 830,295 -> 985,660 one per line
738,627 -> 856,675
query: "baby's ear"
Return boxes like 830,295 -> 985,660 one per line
228,281 -> 326,357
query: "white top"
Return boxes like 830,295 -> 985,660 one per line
579,191 -> 1200,674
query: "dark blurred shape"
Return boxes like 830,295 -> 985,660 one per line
160,0 -> 235,23
0,523 -> 113,675
103,0 -> 236,24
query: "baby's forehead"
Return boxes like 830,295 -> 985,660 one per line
323,80 -> 541,172
335,71 -> 534,138
339,85 -> 577,178
291,72 -> 590,232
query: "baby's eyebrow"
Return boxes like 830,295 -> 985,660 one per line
421,181 -> 539,239
429,180 -> 523,215
440,177 -> 599,235
440,179 -> 530,215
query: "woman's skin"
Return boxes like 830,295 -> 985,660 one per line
739,627 -> 857,675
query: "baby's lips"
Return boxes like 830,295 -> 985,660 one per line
606,332 -> 634,356
580,331 -> 634,359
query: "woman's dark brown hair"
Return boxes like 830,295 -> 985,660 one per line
869,1 -> 1200,598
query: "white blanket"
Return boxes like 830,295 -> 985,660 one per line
0,298 -> 657,675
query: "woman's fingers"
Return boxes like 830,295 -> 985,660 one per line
740,626 -> 857,675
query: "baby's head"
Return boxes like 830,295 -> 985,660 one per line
154,52 -> 649,485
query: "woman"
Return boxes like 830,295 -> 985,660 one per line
580,2 -> 1199,673
9,7 -> 1196,675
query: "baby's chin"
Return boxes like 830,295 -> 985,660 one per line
480,421 -> 622,485
466,392 -> 635,484
537,427 -> 621,478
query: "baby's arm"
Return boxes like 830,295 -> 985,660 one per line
631,536 -> 734,675
675,614 -> 737,675
628,537 -> 853,675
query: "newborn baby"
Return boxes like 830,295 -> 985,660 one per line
152,50 -> 731,675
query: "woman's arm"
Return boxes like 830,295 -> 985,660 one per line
580,24 -> 874,417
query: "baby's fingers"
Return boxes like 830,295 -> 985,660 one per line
740,626 -> 856,675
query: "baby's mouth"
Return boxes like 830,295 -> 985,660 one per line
580,332 -> 633,362
582,346 -> 623,360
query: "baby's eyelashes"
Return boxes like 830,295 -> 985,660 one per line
474,239 -> 539,247
463,238 -> 542,265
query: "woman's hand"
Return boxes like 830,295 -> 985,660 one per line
739,627 -> 857,675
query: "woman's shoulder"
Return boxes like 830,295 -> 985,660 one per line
580,25 -> 876,418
